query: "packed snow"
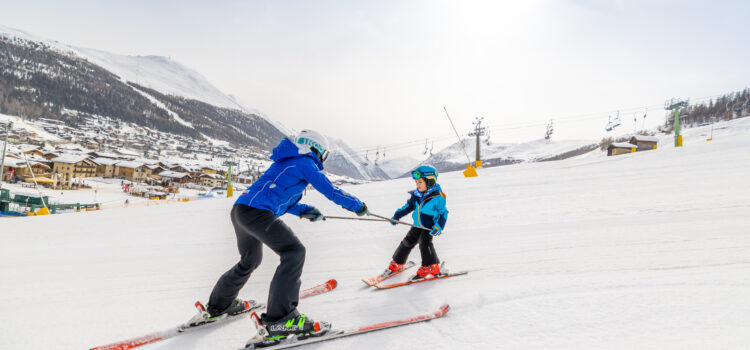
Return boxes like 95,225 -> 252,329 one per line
1,119 -> 749,349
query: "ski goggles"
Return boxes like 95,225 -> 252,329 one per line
311,148 -> 329,163
411,170 -> 435,180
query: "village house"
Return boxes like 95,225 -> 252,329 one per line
1,157 -> 24,181
158,170 -> 192,185
51,155 -> 97,188
236,175 -> 254,185
198,173 -> 226,187
114,160 -> 147,183
91,157 -> 118,178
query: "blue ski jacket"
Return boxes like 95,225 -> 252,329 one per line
235,138 -> 363,217
392,184 -> 448,233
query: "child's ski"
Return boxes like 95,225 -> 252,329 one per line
90,279 -> 338,350
242,304 -> 450,349
374,271 -> 468,290
362,261 -> 416,286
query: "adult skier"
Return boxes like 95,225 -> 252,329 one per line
385,165 -> 448,279
204,130 -> 369,340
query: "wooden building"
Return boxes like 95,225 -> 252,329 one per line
114,161 -> 147,183
629,135 -> 659,151
607,142 -> 637,156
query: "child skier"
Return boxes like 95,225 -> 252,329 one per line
202,130 -> 369,341
386,165 -> 448,279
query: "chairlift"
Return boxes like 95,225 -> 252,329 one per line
362,150 -> 370,166
612,112 -> 622,128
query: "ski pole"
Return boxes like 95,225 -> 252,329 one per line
369,213 -> 431,231
299,213 -> 388,222
322,215 -> 391,223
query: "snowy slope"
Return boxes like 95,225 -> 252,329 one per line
421,137 -> 597,173
2,119 -> 750,350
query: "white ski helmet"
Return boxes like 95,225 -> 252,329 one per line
294,129 -> 330,163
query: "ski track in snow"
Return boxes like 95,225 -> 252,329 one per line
2,118 -> 750,349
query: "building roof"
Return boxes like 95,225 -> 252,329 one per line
631,135 -> 659,143
1,157 -> 25,168
115,160 -> 145,169
610,142 -> 638,149
51,154 -> 89,164
199,173 -> 225,180
159,170 -> 191,179
91,157 -> 119,166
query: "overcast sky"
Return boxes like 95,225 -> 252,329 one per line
1,0 -> 749,159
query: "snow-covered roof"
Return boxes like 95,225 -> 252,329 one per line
91,157 -> 119,166
88,151 -> 120,159
113,149 -> 141,157
631,135 -> 659,143
18,144 -> 40,152
1,157 -> 25,168
610,142 -> 637,149
159,170 -> 191,179
115,160 -> 145,169
51,154 -> 89,164
199,173 -> 224,180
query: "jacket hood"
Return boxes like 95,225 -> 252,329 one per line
270,138 -> 324,170
411,183 -> 444,198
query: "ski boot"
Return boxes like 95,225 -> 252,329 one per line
181,298 -> 261,330
410,263 -> 442,281
245,311 -> 331,348
385,261 -> 404,275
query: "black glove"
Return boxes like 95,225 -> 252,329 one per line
355,202 -> 369,216
300,207 -> 325,222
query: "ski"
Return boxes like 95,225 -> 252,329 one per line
242,304 -> 450,349
299,279 -> 337,298
90,279 -> 338,350
374,271 -> 468,290
362,261 -> 416,287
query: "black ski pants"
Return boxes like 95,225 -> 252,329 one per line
208,204 -> 305,322
392,226 -> 439,267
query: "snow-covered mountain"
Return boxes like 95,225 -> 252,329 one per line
416,138 -> 599,175
324,138 -> 390,180
379,156 -> 423,179
0,25 -> 380,180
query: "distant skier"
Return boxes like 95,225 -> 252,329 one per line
204,130 -> 368,340
385,165 -> 448,279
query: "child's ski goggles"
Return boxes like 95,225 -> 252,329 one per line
411,170 -> 435,180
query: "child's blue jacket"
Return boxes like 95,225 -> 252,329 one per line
392,184 -> 448,232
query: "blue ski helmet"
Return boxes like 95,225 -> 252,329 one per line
411,165 -> 438,188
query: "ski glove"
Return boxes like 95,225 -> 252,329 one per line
429,227 -> 442,236
355,202 -> 369,216
389,216 -> 398,226
301,207 -> 325,222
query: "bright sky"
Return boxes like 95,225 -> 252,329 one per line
1,0 -> 749,159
